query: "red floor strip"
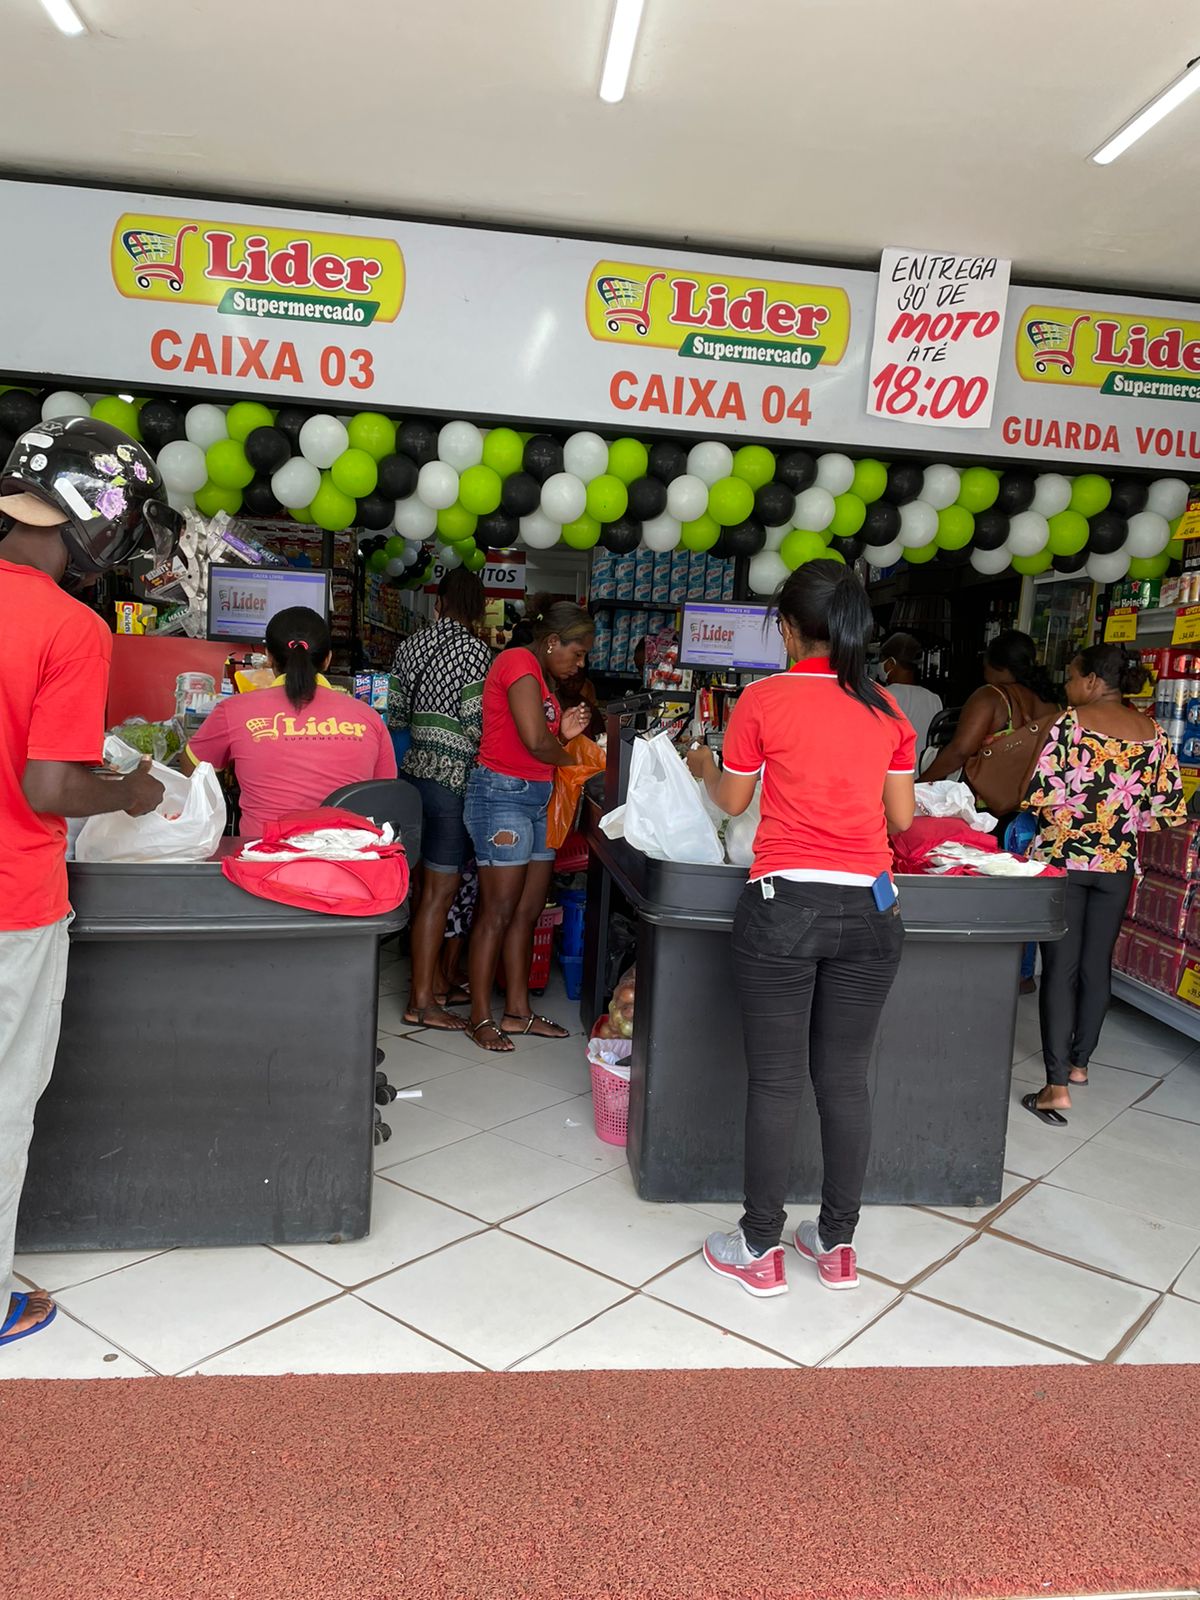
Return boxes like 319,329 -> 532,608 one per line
3,1365 -> 1198,1599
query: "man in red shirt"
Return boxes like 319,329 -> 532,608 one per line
0,417 -> 165,1350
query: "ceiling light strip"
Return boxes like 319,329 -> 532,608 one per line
1091,56 -> 1200,164
599,0 -> 645,104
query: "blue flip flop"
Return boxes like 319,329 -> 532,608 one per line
0,1292 -> 57,1348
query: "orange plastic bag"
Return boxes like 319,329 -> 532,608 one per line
547,735 -> 606,849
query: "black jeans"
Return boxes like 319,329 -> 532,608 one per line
1039,868 -> 1134,1085
732,879 -> 905,1252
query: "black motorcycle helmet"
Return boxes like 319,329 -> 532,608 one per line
0,416 -> 167,576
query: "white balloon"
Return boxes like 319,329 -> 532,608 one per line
641,512 -> 681,552
165,489 -> 196,515
438,419 -> 484,471
299,414 -> 349,470
815,452 -> 855,496
1006,510 -> 1050,556
687,440 -> 733,486
898,500 -> 938,548
270,457 -> 321,510
1087,549 -> 1131,584
438,544 -> 463,571
666,473 -> 708,522
385,557 -> 406,578
157,440 -> 208,495
519,510 -> 562,549
1125,510 -> 1172,559
792,486 -> 835,533
1031,473 -> 1072,517
417,460 -> 460,510
748,550 -> 789,595
401,545 -> 420,567
1147,477 -> 1189,520
41,390 -> 88,421
970,546 -> 1012,576
540,471 -> 587,524
764,525 -> 789,552
563,431 -> 609,481
394,493 -> 438,539
185,403 -> 228,450
921,464 -> 960,511
868,539 -> 906,568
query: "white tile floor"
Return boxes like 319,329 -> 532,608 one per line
8,958 -> 1200,1378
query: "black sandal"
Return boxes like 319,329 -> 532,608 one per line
501,1011 -> 569,1040
1021,1091 -> 1068,1126
467,1018 -> 514,1053
1068,1066 -> 1089,1087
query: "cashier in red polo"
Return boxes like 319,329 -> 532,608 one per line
687,561 -> 916,1301
183,606 -> 396,838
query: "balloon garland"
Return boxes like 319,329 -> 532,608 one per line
0,385 -> 1191,594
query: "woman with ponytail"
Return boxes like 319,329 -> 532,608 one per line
185,605 -> 395,839
687,561 -> 916,1299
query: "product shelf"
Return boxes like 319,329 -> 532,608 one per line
1111,971 -> 1200,1043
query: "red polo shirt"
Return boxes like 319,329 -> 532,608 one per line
721,658 -> 916,883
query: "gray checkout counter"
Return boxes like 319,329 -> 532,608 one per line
580,718 -> 1067,1210
16,856 -> 404,1254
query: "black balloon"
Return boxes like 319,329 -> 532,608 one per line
861,501 -> 901,546
241,475 -> 281,517
1053,549 -> 1089,574
882,463 -> 923,506
1110,478 -> 1149,518
377,451 -> 418,500
648,441 -> 687,484
274,406 -> 310,444
997,471 -> 1035,514
627,475 -> 667,521
523,433 -> 563,483
600,516 -> 642,554
357,491 -> 395,531
775,449 -> 816,492
244,425 -> 291,474
139,398 -> 185,451
754,481 -> 795,527
0,390 -> 40,435
1087,509 -> 1128,554
830,534 -> 866,562
720,517 -> 766,558
501,471 -> 541,517
370,535 -> 389,554
476,510 -> 520,550
396,419 -> 439,466
972,509 -> 1010,550
937,545 -> 973,568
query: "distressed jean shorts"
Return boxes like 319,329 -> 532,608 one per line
464,766 -> 554,869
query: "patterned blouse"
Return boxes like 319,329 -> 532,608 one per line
1024,710 -> 1186,872
390,619 -> 494,797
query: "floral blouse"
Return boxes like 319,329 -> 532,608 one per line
1024,710 -> 1186,872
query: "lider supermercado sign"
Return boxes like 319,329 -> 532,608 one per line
4,176 -> 1200,469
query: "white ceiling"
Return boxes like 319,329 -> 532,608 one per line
5,0 -> 1200,297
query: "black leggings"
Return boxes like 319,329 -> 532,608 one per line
1038,869 -> 1133,1085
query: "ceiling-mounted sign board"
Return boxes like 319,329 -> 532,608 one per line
867,248 -> 1011,429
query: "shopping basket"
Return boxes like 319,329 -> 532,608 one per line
587,1019 -> 631,1146
1024,314 -> 1090,375
495,903 -> 563,996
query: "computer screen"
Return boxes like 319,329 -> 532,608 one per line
678,602 -> 788,674
206,565 -> 332,645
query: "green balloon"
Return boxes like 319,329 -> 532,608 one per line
90,395 -> 141,441
607,437 -> 648,485
828,492 -> 867,539
936,504 -> 975,550
347,411 -> 396,461
459,463 -> 503,515
1070,473 -> 1111,518
310,473 -> 356,533
1045,509 -> 1089,557
1012,550 -> 1053,576
780,528 -> 829,569
289,504 -> 314,524
731,445 -> 776,490
1129,552 -> 1171,579
1168,536 -> 1186,561
462,544 -> 487,572
851,458 -> 888,505
562,512 -> 601,550
385,536 -> 406,560
368,548 -> 389,573
903,543 -> 938,565
331,447 -> 378,498
481,426 -> 525,478
681,513 -> 720,552
587,473 -> 628,523
194,482 -> 243,518
708,475 -> 755,527
205,439 -> 254,491
226,400 -> 275,442
822,548 -> 846,565
437,503 -> 478,543
956,466 -> 1000,514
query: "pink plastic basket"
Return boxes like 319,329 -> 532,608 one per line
589,1057 -> 630,1146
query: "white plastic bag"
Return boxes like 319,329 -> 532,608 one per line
724,783 -> 762,868
913,780 -> 996,834
601,732 -> 724,866
75,762 -> 226,864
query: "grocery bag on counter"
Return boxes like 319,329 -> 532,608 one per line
75,762 -> 226,864
600,732 -> 724,866
724,784 -> 762,868
221,807 -> 410,916
913,780 -> 996,833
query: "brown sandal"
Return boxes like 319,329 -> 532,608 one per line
468,1018 -> 514,1053
501,1011 -> 569,1040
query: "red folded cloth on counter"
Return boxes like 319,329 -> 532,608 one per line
891,817 -> 999,874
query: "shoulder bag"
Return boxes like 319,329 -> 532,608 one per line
964,686 -> 1058,816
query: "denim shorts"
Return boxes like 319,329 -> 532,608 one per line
410,776 -> 471,875
465,766 -> 554,869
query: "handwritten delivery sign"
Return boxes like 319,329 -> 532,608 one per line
867,247 -> 1011,428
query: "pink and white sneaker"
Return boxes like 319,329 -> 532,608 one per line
702,1228 -> 788,1297
794,1220 -> 859,1290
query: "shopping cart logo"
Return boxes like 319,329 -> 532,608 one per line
1024,313 -> 1090,375
121,224 -> 197,293
595,272 -> 666,337
1017,301 -> 1200,403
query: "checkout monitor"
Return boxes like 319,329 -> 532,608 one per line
679,602 -> 788,675
207,565 -> 332,645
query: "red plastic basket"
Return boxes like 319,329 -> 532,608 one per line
554,831 -> 590,875
497,904 -> 564,995
588,1015 -> 630,1146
